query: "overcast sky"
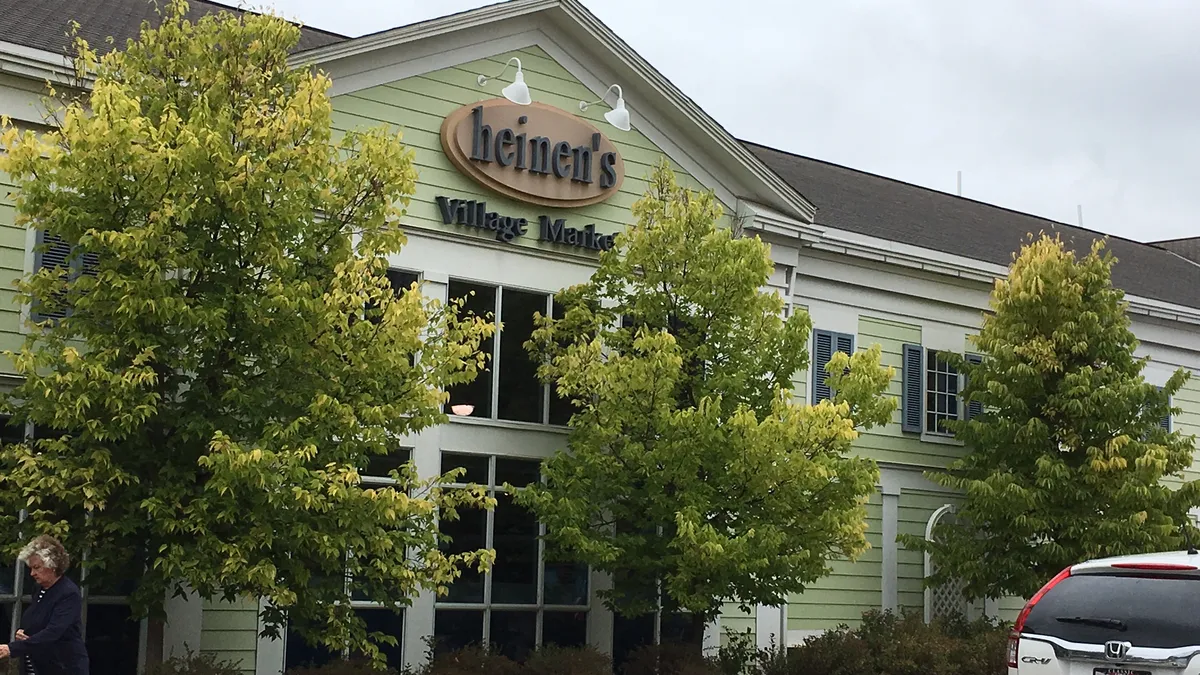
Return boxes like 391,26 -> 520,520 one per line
264,0 -> 1199,244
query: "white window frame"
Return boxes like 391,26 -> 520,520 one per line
434,452 -> 590,654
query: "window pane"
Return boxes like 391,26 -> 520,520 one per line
387,270 -> 419,295
0,562 -> 13,596
86,604 -> 140,675
661,613 -> 705,647
434,609 -> 484,655
440,490 -> 487,603
447,281 -> 496,418
83,568 -> 138,597
613,613 -> 656,672
542,610 -> 588,648
0,416 -> 23,445
548,300 -> 581,426
365,447 -> 412,479
495,458 -> 540,488
0,602 -> 10,642
441,452 -> 490,485
490,493 -> 538,605
354,607 -> 404,669
489,610 -> 537,663
497,289 -> 548,423
543,561 -> 589,606
285,622 -> 340,670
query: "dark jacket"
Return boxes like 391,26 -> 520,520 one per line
8,575 -> 89,675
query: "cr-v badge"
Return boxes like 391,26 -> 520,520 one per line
1022,656 -> 1051,664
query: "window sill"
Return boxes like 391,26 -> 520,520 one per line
920,432 -> 964,447
446,415 -> 571,435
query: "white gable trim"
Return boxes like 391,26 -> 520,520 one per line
310,21 -> 764,223
293,0 -> 816,223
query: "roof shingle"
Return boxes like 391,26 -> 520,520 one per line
0,0 -> 344,56
746,142 -> 1200,311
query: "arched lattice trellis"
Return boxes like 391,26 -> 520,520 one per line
923,504 -> 971,624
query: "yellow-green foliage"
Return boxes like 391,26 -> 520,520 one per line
0,1 -> 494,666
517,161 -> 896,622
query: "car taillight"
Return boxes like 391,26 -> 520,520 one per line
1007,566 -> 1073,668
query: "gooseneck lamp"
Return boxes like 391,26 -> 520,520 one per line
579,83 -> 631,132
476,57 -> 532,105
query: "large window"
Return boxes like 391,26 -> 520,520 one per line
924,349 -> 960,435
435,453 -> 589,662
284,448 -> 413,671
446,281 -> 569,425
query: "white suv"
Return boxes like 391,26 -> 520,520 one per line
1009,549 -> 1200,675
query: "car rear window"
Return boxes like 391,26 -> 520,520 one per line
1024,573 -> 1200,649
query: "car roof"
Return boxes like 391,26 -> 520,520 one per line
1072,550 -> 1200,576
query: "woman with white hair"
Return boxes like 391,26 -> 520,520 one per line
0,534 -> 89,675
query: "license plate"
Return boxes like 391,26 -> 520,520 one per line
1094,669 -> 1151,675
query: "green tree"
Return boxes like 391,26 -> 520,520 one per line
517,161 -> 896,637
906,233 -> 1199,601
0,1 -> 494,664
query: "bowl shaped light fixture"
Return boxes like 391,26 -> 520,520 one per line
476,57 -> 531,105
579,83 -> 631,132
450,404 -> 475,416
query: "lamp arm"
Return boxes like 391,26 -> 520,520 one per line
477,57 -> 522,87
579,83 -> 622,112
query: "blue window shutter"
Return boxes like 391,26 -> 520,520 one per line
901,344 -> 923,433
34,230 -> 73,322
835,333 -> 855,359
813,330 -> 834,403
1158,386 -> 1172,432
965,353 -> 984,421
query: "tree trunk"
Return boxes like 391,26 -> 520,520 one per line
145,615 -> 165,666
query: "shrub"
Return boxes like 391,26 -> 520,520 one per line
621,643 -> 721,675
285,657 -> 397,675
146,650 -> 243,675
524,644 -> 611,675
780,610 -> 1009,675
420,646 -> 522,675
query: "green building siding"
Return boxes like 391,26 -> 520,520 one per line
330,46 -> 720,258
787,493 -> 883,631
201,598 -> 259,675
0,170 -> 26,375
850,316 -> 964,469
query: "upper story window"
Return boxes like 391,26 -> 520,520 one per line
901,346 -> 983,436
446,280 -> 570,426
33,230 -> 99,322
924,349 -> 960,435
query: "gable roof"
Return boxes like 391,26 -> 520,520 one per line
0,0 -> 345,57
1153,237 -> 1200,265
291,0 -> 818,225
747,142 -> 1200,311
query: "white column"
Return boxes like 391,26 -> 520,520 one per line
755,604 -> 785,651
255,598 -> 285,675
402,427 -> 443,672
702,615 -> 721,656
881,491 -> 900,612
163,586 -> 203,660
587,569 -> 614,655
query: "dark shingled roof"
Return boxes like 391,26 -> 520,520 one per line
746,142 -> 1200,311
0,0 -> 345,56
1153,238 -> 1200,265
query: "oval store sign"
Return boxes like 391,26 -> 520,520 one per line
440,99 -> 625,208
